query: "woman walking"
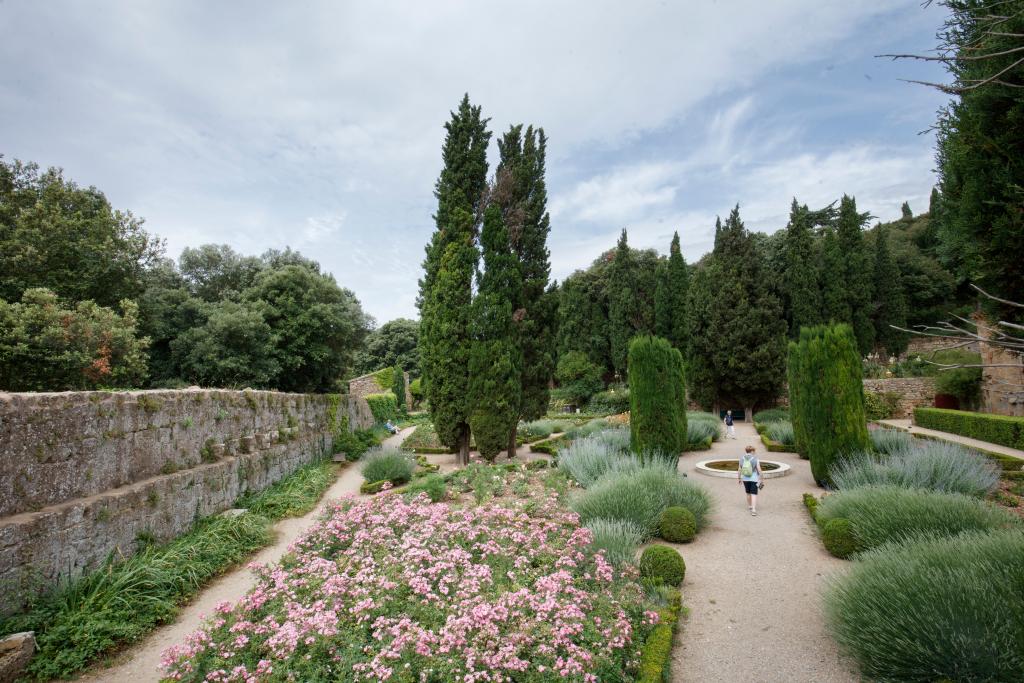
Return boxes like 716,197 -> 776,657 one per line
737,445 -> 764,516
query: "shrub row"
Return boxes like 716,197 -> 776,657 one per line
914,407 -> 1024,450
365,391 -> 400,423
636,587 -> 683,683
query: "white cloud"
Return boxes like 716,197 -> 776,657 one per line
551,162 -> 683,223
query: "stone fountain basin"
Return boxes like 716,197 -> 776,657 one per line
695,458 -> 792,479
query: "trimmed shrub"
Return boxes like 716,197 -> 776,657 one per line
360,448 -> 415,485
587,389 -> 631,415
788,324 -> 870,486
659,506 -> 696,543
391,365 -> 406,412
365,392 -> 399,424
572,464 -> 713,537
825,530 -> 1024,682
558,435 -> 639,488
821,518 -> 860,559
830,440 -> 1000,498
628,336 -> 686,458
637,588 -> 682,683
752,408 -> 789,424
555,350 -> 604,405
863,391 -> 901,421
639,545 -> 686,586
815,485 -> 1019,552
802,492 -> 819,521
765,420 -> 795,447
409,377 -> 423,404
404,473 -> 446,502
914,407 -> 1024,450
869,427 -> 913,455
585,518 -> 644,567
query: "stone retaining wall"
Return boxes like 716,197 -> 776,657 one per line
348,370 -> 413,408
0,388 -> 373,614
862,377 -> 936,418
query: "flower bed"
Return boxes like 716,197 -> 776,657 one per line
162,476 -> 661,681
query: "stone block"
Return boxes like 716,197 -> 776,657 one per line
0,631 -> 35,683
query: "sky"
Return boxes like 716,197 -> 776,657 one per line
0,0 -> 950,324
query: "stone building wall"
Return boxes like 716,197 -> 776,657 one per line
348,371 -> 413,409
901,336 -> 980,358
979,338 -> 1024,417
0,388 -> 373,614
862,377 -> 936,418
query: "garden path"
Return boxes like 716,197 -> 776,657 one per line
75,426 -> 416,683
670,422 -> 857,683
878,418 -> 1024,461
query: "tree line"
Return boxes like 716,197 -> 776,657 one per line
0,158 -> 372,393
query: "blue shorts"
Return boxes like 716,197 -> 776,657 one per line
743,480 -> 759,495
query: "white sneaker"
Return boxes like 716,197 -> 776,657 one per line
751,509 -> 757,516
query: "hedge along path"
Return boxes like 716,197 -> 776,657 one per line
877,418 -> 1024,463
77,427 -> 417,683
670,422 -> 857,683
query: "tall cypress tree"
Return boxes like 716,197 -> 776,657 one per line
820,225 -> 848,324
418,95 -> 490,464
629,335 -> 686,459
835,195 -> 875,356
494,124 -> 556,456
685,263 -> 717,409
468,205 -> 522,461
782,199 -> 822,337
872,226 -> 909,357
654,260 -> 672,341
663,231 -> 690,352
607,229 -> 636,377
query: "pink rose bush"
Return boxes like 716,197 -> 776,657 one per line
162,489 -> 657,681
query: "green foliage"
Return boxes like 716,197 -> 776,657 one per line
571,464 -> 713,537
863,391 -> 901,421
869,427 -> 914,455
802,493 -> 819,521
782,200 -> 822,337
0,288 -> 149,390
765,420 -> 795,447
637,588 -> 682,683
391,365 -> 406,412
821,518 -> 861,559
0,459 -> 333,680
871,226 -> 908,357
659,506 -> 697,543
639,545 -> 686,586
815,485 -> 1018,552
788,324 -> 870,485
586,388 -> 631,415
933,360 -> 982,408
178,244 -> 263,302
352,318 -> 420,377
468,205 -> 522,461
833,196 -> 875,355
654,232 -> 689,353
825,530 -> 1024,682
608,230 -> 638,376
686,419 -> 722,448
365,392 -> 399,424
558,433 -> 638,488
629,335 -> 686,458
752,408 -> 789,423
935,3 -> 1024,324
519,419 -> 557,441
584,518 -> 644,568
372,367 -> 395,391
404,473 -> 447,502
409,377 -> 423,403
555,350 -> 604,405
360,448 -> 415,485
914,407 -> 1024,449
0,158 -> 164,308
830,440 -> 999,498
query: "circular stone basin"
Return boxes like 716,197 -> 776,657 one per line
695,458 -> 791,479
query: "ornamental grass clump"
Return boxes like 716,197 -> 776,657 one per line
765,420 -> 795,447
572,464 -> 713,537
585,518 -> 644,568
815,485 -> 1018,553
686,419 -> 720,447
868,427 -> 913,455
557,435 -> 639,488
162,491 -> 663,681
830,441 -> 999,498
519,419 -> 558,441
752,408 -> 789,424
360,447 -> 415,485
825,530 -> 1024,682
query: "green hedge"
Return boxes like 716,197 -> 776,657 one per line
365,392 -> 399,423
637,588 -> 683,683
914,407 -> 1024,450
760,433 -> 790,453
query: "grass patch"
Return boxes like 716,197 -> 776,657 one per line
584,518 -> 644,568
0,458 -> 337,680
361,448 -> 415,486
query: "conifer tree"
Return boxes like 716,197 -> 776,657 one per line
392,364 -> 406,413
418,95 -> 490,464
782,199 -> 822,337
835,195 -> 875,356
494,124 -> 557,456
654,260 -> 672,341
872,226 -> 909,357
684,264 -> 717,409
468,205 -> 522,461
608,229 -> 636,377
819,225 -> 848,323
663,231 -> 690,352
628,335 -> 686,458
901,201 -> 913,220
788,324 -> 869,487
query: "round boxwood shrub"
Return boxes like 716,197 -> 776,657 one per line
659,506 -> 697,543
639,545 -> 686,586
822,518 -> 860,559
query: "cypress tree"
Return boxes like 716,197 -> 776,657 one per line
872,226 -> 909,357
835,195 -> 875,356
684,263 -> 717,409
468,205 -> 522,461
782,199 -> 822,337
788,324 -> 870,487
655,231 -> 690,352
608,229 -> 636,377
628,335 -> 686,459
392,364 -> 406,413
901,201 -> 913,221
418,95 -> 490,465
654,260 -> 671,341
819,225 -> 848,323
494,125 -> 557,456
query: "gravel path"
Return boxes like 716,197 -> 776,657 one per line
670,422 -> 857,683
73,427 -> 415,683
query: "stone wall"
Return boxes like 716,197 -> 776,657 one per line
0,388 -> 373,614
901,335 -> 980,358
862,377 -> 936,418
976,313 -> 1024,417
348,370 -> 413,410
